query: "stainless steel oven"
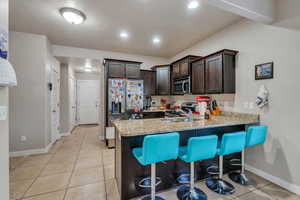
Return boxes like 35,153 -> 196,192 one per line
173,77 -> 190,95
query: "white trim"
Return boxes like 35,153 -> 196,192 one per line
98,135 -> 104,140
9,141 -> 54,157
245,164 -> 300,196
60,132 -> 71,137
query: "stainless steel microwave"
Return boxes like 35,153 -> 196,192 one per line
173,77 -> 190,95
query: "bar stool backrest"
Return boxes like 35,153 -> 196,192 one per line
142,132 -> 180,165
246,125 -> 268,147
186,135 -> 218,163
219,132 -> 246,156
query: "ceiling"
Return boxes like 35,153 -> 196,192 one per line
57,56 -> 101,73
9,0 -> 242,58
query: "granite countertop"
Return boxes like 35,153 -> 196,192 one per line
113,112 -> 260,137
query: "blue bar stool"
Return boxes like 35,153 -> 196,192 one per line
132,132 -> 180,200
177,135 -> 218,200
206,131 -> 246,195
229,125 -> 268,185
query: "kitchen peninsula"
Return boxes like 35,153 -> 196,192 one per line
113,112 -> 259,200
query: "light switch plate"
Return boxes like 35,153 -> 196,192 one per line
0,106 -> 8,121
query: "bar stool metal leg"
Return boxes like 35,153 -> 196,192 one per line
177,162 -> 207,200
229,151 -> 252,186
142,164 -> 164,200
206,156 -> 235,195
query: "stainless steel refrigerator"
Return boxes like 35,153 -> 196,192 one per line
105,79 -> 143,144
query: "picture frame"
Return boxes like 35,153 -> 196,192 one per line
255,62 -> 274,80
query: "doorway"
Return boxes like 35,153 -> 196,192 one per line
77,80 -> 100,124
50,68 -> 60,143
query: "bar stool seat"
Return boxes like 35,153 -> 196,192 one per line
229,125 -> 268,186
206,131 -> 246,195
177,135 -> 219,200
132,132 -> 180,200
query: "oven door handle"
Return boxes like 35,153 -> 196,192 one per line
182,81 -> 186,93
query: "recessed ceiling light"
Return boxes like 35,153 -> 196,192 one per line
120,31 -> 129,39
152,37 -> 161,44
59,7 -> 86,25
84,68 -> 92,72
187,0 -> 199,9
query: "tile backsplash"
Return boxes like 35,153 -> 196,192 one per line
151,94 -> 235,112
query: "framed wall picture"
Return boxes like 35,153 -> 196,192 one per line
255,62 -> 274,80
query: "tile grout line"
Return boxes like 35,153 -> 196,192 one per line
19,142 -> 59,199
62,127 -> 86,200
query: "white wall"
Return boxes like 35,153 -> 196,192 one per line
52,45 -> 169,70
0,0 -> 10,198
9,32 -> 58,153
75,72 -> 100,80
59,63 -> 76,134
170,19 -> 300,191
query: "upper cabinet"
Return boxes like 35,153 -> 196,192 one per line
191,49 -> 238,94
153,65 -> 170,95
125,63 -> 141,79
107,61 -> 125,78
104,59 -> 142,79
191,59 -> 205,94
171,55 -> 200,79
141,70 -> 156,96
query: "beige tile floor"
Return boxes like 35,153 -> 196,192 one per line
9,125 -> 300,200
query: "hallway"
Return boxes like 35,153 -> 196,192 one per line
10,125 -> 119,200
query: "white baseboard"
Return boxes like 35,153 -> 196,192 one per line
9,141 -> 54,157
60,132 -> 71,137
245,164 -> 300,196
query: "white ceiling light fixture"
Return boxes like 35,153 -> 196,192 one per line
187,0 -> 199,9
59,7 -> 86,25
120,31 -> 129,39
152,37 -> 161,45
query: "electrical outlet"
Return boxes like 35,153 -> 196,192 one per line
0,106 -> 7,121
21,136 -> 27,142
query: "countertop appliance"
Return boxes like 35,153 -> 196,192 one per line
106,78 -> 144,145
181,102 -> 198,113
173,77 -> 190,95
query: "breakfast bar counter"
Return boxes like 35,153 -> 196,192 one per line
113,112 -> 259,200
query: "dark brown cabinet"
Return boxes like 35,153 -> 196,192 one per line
125,63 -> 140,79
141,70 -> 156,96
107,62 -> 125,78
191,59 -> 205,94
104,59 -> 142,79
205,50 -> 237,94
205,55 -> 223,93
153,65 -> 170,95
171,55 -> 200,79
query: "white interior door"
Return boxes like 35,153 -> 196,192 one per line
51,69 -> 60,142
77,80 -> 100,124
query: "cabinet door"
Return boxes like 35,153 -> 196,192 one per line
125,64 -> 140,78
172,63 -> 180,78
191,60 -> 205,94
141,71 -> 156,96
180,60 -> 189,76
156,67 -> 170,95
108,62 -> 125,78
205,55 -> 223,93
